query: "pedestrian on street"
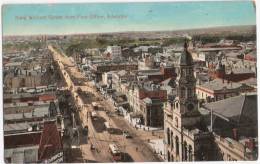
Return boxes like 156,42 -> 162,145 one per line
136,147 -> 138,152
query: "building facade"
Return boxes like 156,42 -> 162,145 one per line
107,45 -> 122,61
164,41 -> 215,161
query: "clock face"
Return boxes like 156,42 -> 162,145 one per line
187,103 -> 194,111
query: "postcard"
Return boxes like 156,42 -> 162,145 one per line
1,0 -> 258,163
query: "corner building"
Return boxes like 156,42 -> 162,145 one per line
164,40 -> 216,161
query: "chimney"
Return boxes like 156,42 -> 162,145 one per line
232,128 -> 238,140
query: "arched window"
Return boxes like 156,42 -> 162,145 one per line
175,102 -> 179,109
171,131 -> 174,150
167,151 -> 171,161
188,145 -> 193,161
167,128 -> 170,145
170,102 -> 174,110
184,141 -> 188,161
175,136 -> 179,155
175,117 -> 178,128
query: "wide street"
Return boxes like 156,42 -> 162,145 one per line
48,45 -> 164,162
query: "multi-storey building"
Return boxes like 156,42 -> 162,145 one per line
164,41 -> 215,161
196,78 -> 254,102
164,40 -> 258,162
107,45 -> 122,61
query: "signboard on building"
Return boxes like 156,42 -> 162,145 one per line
46,151 -> 63,163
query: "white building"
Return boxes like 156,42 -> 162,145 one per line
107,46 -> 122,61
197,52 -> 216,63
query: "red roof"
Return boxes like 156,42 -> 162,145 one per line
38,120 -> 62,161
39,95 -> 56,101
4,132 -> 42,149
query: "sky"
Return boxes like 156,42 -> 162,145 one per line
2,1 -> 256,36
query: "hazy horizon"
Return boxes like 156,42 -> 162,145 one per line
2,1 -> 256,36
3,24 -> 257,37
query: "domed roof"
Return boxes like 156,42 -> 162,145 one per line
179,41 -> 193,66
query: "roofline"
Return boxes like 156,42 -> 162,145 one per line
202,105 -> 230,122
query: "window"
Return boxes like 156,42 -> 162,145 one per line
171,131 -> 174,150
190,68 -> 193,75
184,142 -> 188,161
188,88 -> 192,98
175,117 -> 178,128
188,145 -> 193,161
175,102 -> 179,109
180,87 -> 185,98
167,128 -> 170,145
175,136 -> 179,155
181,69 -> 185,76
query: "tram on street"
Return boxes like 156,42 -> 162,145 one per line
109,144 -> 122,162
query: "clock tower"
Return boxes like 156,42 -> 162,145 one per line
164,39 -> 214,162
174,39 -> 200,127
